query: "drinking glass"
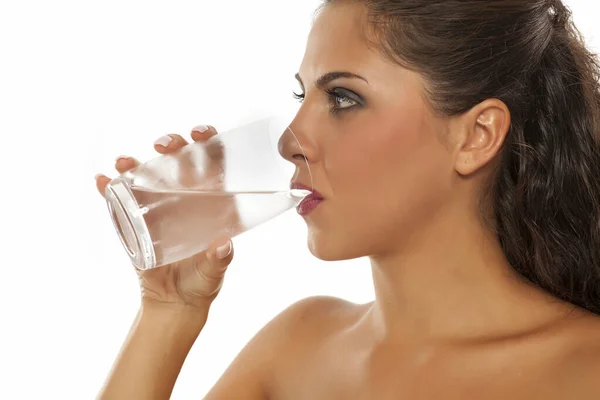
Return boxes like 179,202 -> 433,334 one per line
104,116 -> 311,270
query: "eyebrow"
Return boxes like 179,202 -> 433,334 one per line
295,71 -> 369,89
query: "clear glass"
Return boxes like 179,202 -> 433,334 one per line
104,116 -> 311,270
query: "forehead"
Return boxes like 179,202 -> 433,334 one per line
300,3 -> 377,79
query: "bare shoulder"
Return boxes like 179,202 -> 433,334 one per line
203,296 -> 367,399
262,295 -> 369,359
565,310 -> 600,359
261,296 -> 370,397
275,295 -> 367,335
573,312 -> 600,368
553,310 -> 600,395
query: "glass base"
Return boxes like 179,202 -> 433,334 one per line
105,178 -> 156,270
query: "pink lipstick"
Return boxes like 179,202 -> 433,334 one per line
291,182 -> 324,216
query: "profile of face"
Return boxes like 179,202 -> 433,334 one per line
279,2 -> 463,262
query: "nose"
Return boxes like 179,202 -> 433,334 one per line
277,125 -> 312,167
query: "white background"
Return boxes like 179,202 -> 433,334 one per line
0,1 -> 598,398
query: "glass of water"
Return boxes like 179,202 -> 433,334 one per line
104,116 -> 312,270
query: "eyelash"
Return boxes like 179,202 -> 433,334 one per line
292,89 -> 360,115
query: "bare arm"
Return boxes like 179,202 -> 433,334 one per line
202,314 -> 278,400
94,126 -> 259,399
98,291 -> 350,400
97,304 -> 207,399
98,298 -> 277,400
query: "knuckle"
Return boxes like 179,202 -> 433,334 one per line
197,266 -> 222,285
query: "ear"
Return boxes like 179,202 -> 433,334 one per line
454,98 -> 510,176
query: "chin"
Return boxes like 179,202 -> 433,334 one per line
306,230 -> 369,262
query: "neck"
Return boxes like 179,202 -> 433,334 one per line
368,208 -> 574,344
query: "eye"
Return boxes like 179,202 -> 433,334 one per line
332,93 -> 357,109
292,91 -> 305,103
326,88 -> 363,114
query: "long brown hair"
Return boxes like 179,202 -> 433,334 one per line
322,0 -> 600,314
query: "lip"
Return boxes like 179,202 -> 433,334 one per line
290,182 -> 324,199
290,182 -> 324,216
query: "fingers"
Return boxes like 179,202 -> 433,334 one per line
191,125 -> 223,180
94,156 -> 141,197
95,126 -> 219,198
186,125 -> 220,186
95,174 -> 112,197
155,126 -> 218,151
191,125 -> 218,142
115,156 -> 140,174
154,133 -> 189,154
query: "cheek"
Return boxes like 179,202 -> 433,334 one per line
330,112 -> 446,194
324,112 -> 451,244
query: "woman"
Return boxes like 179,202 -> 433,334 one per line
95,0 -> 600,398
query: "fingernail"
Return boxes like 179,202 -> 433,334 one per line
192,125 -> 209,134
94,173 -> 103,180
216,240 -> 232,260
154,135 -> 173,147
115,155 -> 130,162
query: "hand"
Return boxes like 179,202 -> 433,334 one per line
95,125 -> 235,315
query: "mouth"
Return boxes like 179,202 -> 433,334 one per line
290,182 -> 324,216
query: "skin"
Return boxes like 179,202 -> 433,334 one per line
96,2 -> 600,399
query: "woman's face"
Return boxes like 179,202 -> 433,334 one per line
285,2 -> 457,261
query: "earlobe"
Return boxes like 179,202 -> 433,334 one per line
455,99 -> 510,176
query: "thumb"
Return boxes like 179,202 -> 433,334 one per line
206,236 -> 234,269
178,237 -> 234,301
